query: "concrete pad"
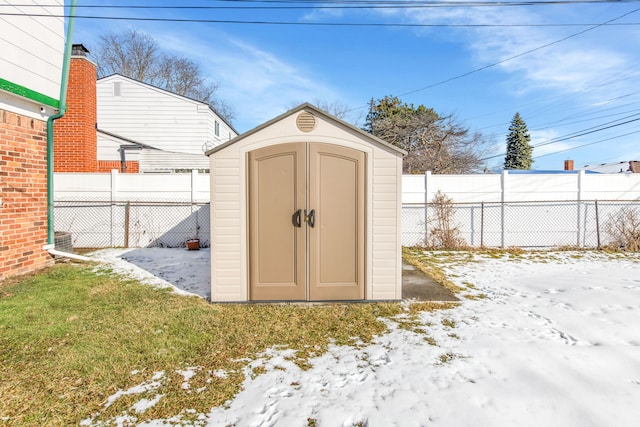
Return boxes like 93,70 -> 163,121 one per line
402,260 -> 458,301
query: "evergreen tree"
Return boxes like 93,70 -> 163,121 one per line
504,113 -> 533,170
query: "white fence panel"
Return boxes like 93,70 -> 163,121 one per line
54,170 -> 640,248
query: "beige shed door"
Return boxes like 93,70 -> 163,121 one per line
248,142 -> 365,301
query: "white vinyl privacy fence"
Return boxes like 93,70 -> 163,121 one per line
402,171 -> 640,248
54,170 -> 640,249
54,171 -> 210,248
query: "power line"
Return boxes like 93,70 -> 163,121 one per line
532,129 -> 640,159
1,10 -> 638,27
532,99 -> 640,130
3,0 -> 640,9
397,7 -> 640,98
7,1 -> 638,154
480,114 -> 640,161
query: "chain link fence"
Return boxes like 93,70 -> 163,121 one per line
54,198 -> 209,248
56,198 -> 639,250
402,200 -> 640,249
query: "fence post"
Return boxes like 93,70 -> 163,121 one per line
480,201 -> 485,248
595,199 -> 601,249
191,169 -> 199,239
110,169 -> 119,247
577,170 -> 585,247
501,170 -> 508,248
124,202 -> 130,248
424,171 -> 431,245
191,169 -> 198,205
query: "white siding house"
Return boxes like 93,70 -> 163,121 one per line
0,0 -> 64,118
96,74 -> 237,171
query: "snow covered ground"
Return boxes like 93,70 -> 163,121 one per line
86,249 -> 640,426
90,248 -> 211,299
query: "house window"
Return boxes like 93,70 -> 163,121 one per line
215,121 -> 220,137
114,82 -> 121,96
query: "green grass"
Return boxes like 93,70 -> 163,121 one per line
0,264 -> 405,426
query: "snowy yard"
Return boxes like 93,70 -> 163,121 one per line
87,249 -> 640,426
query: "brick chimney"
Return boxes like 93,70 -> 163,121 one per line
54,44 -> 97,172
564,160 -> 574,171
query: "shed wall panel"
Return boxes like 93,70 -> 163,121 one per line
210,149 -> 244,301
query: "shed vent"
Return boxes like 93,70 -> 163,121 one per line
296,112 -> 316,133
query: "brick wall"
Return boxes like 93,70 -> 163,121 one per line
97,160 -> 139,173
54,55 -> 97,172
0,109 -> 53,281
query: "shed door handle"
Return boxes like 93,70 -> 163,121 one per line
293,209 -> 302,228
308,209 -> 315,228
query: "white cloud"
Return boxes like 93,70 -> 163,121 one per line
375,5 -> 638,102
139,26 -> 344,131
529,128 -> 573,158
301,5 -> 345,22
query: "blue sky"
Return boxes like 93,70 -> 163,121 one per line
67,1 -> 640,171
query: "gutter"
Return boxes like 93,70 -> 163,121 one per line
45,0 -> 79,260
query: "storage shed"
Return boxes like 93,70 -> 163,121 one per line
206,104 -> 405,302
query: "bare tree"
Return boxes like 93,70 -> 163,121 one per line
310,99 -> 351,120
94,29 -> 235,123
365,96 -> 486,174
96,30 -> 158,82
288,99 -> 357,121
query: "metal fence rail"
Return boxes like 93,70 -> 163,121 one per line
402,200 -> 640,249
55,199 -> 209,248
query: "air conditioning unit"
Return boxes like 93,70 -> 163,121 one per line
54,231 -> 73,254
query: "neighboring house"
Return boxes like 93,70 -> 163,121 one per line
0,0 -> 64,280
581,161 -> 640,174
55,44 -> 237,173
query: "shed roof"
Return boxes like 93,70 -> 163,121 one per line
205,103 -> 406,157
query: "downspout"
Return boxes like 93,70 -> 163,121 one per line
46,0 -> 77,250
119,146 -> 127,173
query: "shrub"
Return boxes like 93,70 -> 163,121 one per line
604,206 -> 640,251
426,191 -> 466,249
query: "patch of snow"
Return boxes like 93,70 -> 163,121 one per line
176,367 -> 200,390
88,248 -> 210,299
112,414 -> 137,427
104,371 -> 165,408
131,394 -> 164,414
151,371 -> 165,381
212,369 -> 228,379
